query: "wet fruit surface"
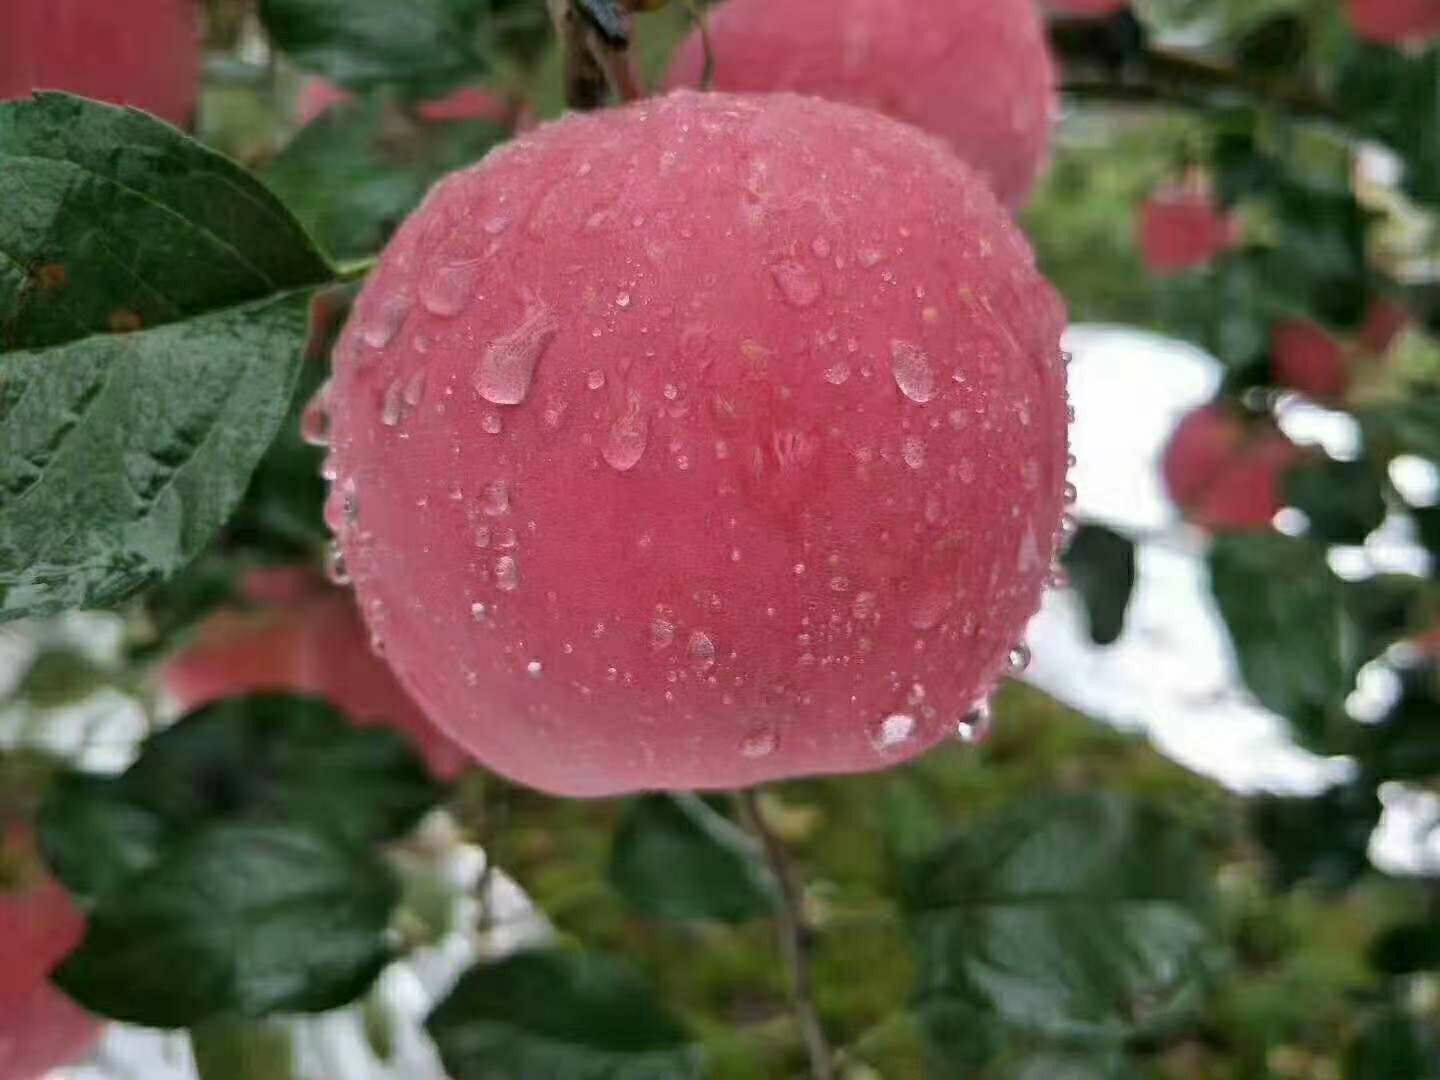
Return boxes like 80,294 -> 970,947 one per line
666,0 -> 1057,209
326,91 -> 1070,796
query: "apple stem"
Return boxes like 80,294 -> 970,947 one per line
737,789 -> 835,1080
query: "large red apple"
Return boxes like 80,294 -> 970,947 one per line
1163,403 -> 1304,532
0,0 -> 200,127
666,0 -> 1057,209
0,828 -> 99,1080
163,570 -> 470,780
1348,0 -> 1440,45
322,91 -> 1070,796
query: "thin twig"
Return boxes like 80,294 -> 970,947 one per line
736,789 -> 835,1080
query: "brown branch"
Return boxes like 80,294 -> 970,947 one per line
736,789 -> 834,1080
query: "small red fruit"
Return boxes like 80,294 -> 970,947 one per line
297,77 -> 510,127
666,0 -> 1057,209
325,91 -> 1069,796
1138,186 -> 1239,276
1272,319 -> 1350,402
0,0 -> 200,127
1359,297 -> 1410,357
1348,0 -> 1440,45
1163,404 -> 1304,532
163,570 -> 470,780
0,828 -> 99,1080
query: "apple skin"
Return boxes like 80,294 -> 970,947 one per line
1348,0 -> 1440,45
163,570 -> 471,781
324,90 -> 1070,797
0,0 -> 200,127
1272,319 -> 1350,402
665,0 -> 1057,209
0,828 -> 100,1080
1163,404 -> 1305,533
1138,187 -> 1238,276
297,78 -> 511,127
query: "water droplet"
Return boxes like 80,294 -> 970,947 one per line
482,479 -> 510,516
651,618 -> 676,649
957,701 -> 992,744
824,362 -> 851,386
494,555 -> 519,592
740,721 -> 779,758
526,659 -> 543,678
380,379 -> 404,427
903,435 -> 925,470
615,291 -> 632,309
858,248 -> 883,269
301,382 -> 331,446
770,260 -> 821,308
587,369 -> 606,391
483,412 -> 503,435
870,712 -> 915,752
891,341 -> 936,404
687,630 -> 716,674
403,371 -> 426,408
1066,452 -> 1078,469
1048,566 -> 1071,589
420,259 -> 480,317
852,591 -> 878,620
1006,644 -> 1031,675
474,525 -> 491,548
476,302 -> 558,405
470,602 -> 489,623
362,294 -> 412,348
603,389 -> 649,472
1063,482 -> 1078,505
325,543 -> 350,585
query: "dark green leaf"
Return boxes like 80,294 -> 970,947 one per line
1209,535 -> 1359,749
901,793 -> 1222,1044
917,1000 -> 1138,1079
1359,397 -> 1440,465
1416,506 -> 1440,565
257,0 -> 549,95
0,291 -> 313,621
427,949 -> 701,1080
608,794 -> 775,922
1335,44 -> 1440,205
0,93 -> 330,349
191,1017 -> 298,1080
1250,782 -> 1381,891
265,96 -> 509,261
1359,666 -> 1440,782
54,823 -> 397,1027
41,695 -> 443,901
1062,524 -> 1136,645
0,94 -> 335,621
1345,1007 -> 1440,1080
1370,922 -> 1440,976
1285,458 -> 1387,545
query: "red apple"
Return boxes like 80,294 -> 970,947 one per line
0,0 -> 200,127
323,91 -> 1070,796
163,570 -> 470,780
1348,0 -> 1440,45
1163,404 -> 1304,532
1272,319 -> 1350,402
297,78 -> 510,127
666,0 -> 1057,209
1138,186 -> 1239,276
0,828 -> 99,1080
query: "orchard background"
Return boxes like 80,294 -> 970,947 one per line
3,0 -> 1440,1078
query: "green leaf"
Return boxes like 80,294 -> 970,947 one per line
54,823 -> 398,1027
265,96 -> 509,261
1345,1007 -> 1440,1080
1208,535 -> 1359,749
900,793 -> 1222,1045
1335,44 -> 1440,205
1250,782 -> 1381,891
1360,667 -> 1440,782
1062,524 -> 1136,646
608,794 -> 775,923
427,949 -> 701,1080
1,292 -> 312,620
257,0 -> 549,96
917,1000 -> 1139,1079
191,1017 -> 298,1080
0,94 -> 335,621
41,695 -> 444,902
0,93 -> 330,348
1285,458 -> 1387,545
1370,922 -> 1440,976
1359,397 -> 1440,464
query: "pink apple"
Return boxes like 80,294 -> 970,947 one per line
1348,0 -> 1440,45
1273,319 -> 1350,401
297,78 -> 510,127
0,0 -> 200,127
666,0 -> 1057,209
1163,404 -> 1305,532
323,91 -> 1070,796
1139,186 -> 1239,276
